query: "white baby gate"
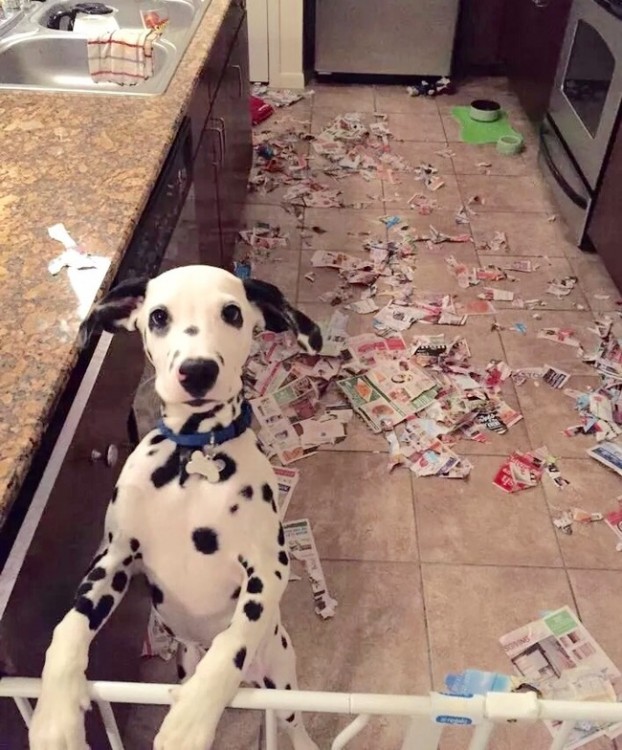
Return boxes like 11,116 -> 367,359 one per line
3,678 -> 622,750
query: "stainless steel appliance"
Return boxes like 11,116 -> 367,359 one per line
314,0 -> 460,77
540,0 -> 622,243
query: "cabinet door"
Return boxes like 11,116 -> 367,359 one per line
195,116 -> 225,266
503,0 -> 572,123
217,19 -> 253,269
187,0 -> 245,156
455,0 -> 507,72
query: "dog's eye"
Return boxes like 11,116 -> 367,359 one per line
149,307 -> 170,330
221,303 -> 243,328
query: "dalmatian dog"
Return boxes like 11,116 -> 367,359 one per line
29,265 -> 322,750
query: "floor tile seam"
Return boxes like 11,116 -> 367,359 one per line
418,560 -> 572,571
565,566 -> 622,573
314,557 -> 421,566
293,211 -> 305,305
410,475 -> 436,691
417,555 -> 566,569
474,302 -> 591,313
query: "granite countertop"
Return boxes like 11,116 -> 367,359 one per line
0,0 -> 231,528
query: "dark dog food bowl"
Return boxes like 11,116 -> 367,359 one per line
469,99 -> 502,122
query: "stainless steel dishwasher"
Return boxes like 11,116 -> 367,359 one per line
314,0 -> 460,77
0,118 -> 194,747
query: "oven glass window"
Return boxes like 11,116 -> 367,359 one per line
562,20 -> 615,138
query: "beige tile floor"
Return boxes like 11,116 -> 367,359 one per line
128,81 -> 622,750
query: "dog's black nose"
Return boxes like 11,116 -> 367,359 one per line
178,358 -> 219,397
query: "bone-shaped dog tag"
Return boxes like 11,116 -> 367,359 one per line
186,451 -> 223,483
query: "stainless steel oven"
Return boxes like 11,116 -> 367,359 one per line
541,0 -> 622,243
549,0 -> 622,188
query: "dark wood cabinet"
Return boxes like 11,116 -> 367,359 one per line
502,0 -> 572,123
191,2 -> 252,270
194,113 -> 225,266
217,19 -> 253,262
586,117 -> 622,292
454,0 -> 507,73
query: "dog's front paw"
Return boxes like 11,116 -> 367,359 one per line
154,678 -> 217,750
29,671 -> 90,750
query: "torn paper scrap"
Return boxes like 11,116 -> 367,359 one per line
500,606 -> 622,749
542,453 -> 570,490
542,364 -> 571,390
537,327 -> 582,348
547,276 -> 578,298
284,518 -> 337,619
346,298 -> 380,314
48,222 -> 102,274
604,504 -> 622,547
142,607 -> 178,661
274,466 -> 300,518
587,442 -> 622,477
478,287 -> 514,302
493,450 -> 546,493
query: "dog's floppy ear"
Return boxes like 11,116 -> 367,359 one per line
79,276 -> 149,347
243,278 -> 323,353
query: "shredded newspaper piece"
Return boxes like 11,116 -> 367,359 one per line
284,519 -> 338,619
500,607 -> 622,749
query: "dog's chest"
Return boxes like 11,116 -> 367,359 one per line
113,432 -> 279,623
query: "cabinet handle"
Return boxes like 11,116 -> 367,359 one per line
215,116 -> 227,155
90,444 -> 119,468
230,63 -> 243,97
532,0 -> 550,7
206,122 -> 224,168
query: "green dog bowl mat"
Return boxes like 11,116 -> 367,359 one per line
451,106 -> 522,145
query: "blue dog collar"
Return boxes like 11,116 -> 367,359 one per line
157,401 -> 253,448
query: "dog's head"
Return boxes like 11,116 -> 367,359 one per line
81,265 -> 322,406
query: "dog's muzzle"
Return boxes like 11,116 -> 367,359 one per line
178,358 -> 220,398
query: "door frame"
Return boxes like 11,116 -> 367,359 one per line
267,0 -> 305,89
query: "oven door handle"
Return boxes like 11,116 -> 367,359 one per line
539,128 -> 588,210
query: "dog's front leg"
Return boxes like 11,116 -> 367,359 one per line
29,532 -> 138,750
154,551 -> 288,750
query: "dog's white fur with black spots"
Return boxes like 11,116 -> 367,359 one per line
29,266 -> 322,750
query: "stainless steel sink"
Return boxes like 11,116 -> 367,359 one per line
0,0 -> 213,95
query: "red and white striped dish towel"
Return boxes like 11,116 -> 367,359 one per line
87,28 -> 158,86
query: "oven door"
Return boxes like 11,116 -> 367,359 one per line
539,117 -> 591,244
549,0 -> 622,189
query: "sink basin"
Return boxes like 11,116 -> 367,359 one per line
38,0 -> 195,32
0,0 -> 212,95
0,32 -> 176,94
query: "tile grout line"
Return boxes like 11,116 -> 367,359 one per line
306,556 -> 622,575
410,474 -> 436,692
